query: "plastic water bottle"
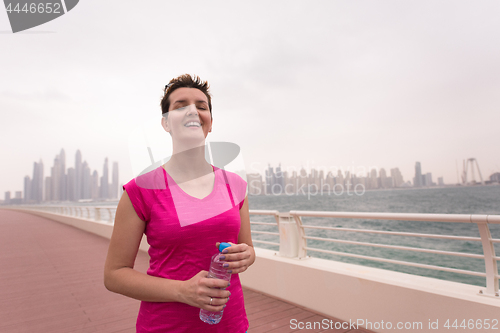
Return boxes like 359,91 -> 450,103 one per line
199,242 -> 232,325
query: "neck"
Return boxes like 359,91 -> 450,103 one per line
163,140 -> 213,182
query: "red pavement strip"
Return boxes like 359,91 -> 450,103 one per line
0,209 -> 374,333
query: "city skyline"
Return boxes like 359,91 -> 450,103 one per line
6,148 -> 121,204
3,148 -> 495,201
245,160 -> 498,196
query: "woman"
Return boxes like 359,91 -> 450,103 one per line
104,74 -> 254,332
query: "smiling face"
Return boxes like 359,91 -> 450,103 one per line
162,87 -> 213,142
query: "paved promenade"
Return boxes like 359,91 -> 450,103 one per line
0,209 -> 373,333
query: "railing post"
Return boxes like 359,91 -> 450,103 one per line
95,208 -> 101,222
475,216 -> 499,297
107,208 -> 113,224
290,212 -> 308,259
278,213 -> 299,258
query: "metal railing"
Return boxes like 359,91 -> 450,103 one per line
17,205 -> 117,224
288,211 -> 500,297
12,205 -> 500,297
249,210 -> 280,247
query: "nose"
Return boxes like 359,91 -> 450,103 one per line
186,104 -> 199,116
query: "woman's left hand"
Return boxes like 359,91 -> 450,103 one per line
216,242 -> 255,274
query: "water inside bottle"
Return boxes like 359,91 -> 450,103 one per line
200,308 -> 224,325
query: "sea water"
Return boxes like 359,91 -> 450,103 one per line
248,185 -> 500,287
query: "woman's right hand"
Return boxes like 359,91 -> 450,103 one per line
179,270 -> 231,312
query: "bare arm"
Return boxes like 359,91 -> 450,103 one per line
218,196 -> 256,273
104,191 -> 230,310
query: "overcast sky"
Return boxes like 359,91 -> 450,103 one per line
1,0 -> 499,197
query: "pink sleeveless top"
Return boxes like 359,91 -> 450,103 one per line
123,165 -> 249,333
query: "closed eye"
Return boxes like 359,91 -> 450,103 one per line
174,106 -> 188,111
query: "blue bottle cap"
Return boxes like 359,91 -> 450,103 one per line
219,242 -> 231,252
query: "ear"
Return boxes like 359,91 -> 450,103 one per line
209,117 -> 213,132
161,115 -> 170,133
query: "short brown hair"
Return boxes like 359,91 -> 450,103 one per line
160,74 -> 212,117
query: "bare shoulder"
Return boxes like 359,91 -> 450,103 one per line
115,190 -> 144,223
105,191 -> 146,270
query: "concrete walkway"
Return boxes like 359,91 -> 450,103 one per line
0,209 -> 373,333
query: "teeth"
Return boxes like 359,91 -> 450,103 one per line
185,122 -> 201,127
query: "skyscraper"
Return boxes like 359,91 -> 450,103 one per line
59,149 -> 66,201
24,176 -> 31,203
265,164 -> 274,194
45,176 -> 51,202
51,156 -> 61,201
34,159 -> 44,202
425,173 -> 433,187
336,170 -> 345,188
379,168 -> 388,188
247,173 -> 263,195
91,170 -> 99,200
325,171 -> 335,191
75,150 -> 82,201
67,167 -> 76,201
414,162 -> 422,187
82,161 -> 91,199
101,158 -> 109,199
299,167 -> 308,191
112,162 -> 119,199
275,163 -> 284,194
370,169 -> 378,189
390,168 -> 404,188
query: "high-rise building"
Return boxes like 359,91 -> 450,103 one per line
59,149 -> 66,201
309,168 -> 318,191
51,156 -> 61,201
344,171 -> 352,191
4,191 -> 11,204
425,173 -> 433,187
75,150 -> 82,200
67,167 -> 76,201
414,162 -> 422,187
325,171 -> 335,192
336,170 -> 345,188
101,158 -> 109,199
91,170 -> 99,200
265,164 -> 274,195
24,176 -> 31,203
82,161 -> 91,199
298,167 -> 308,192
275,163 -> 284,194
318,169 -> 325,191
27,160 -> 44,202
490,173 -> 500,183
352,174 -> 365,189
370,169 -> 378,189
286,170 -> 297,194
112,162 -> 119,199
247,173 -> 263,195
379,168 -> 388,188
390,168 -> 404,188
36,159 -> 43,202
45,176 -> 51,202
